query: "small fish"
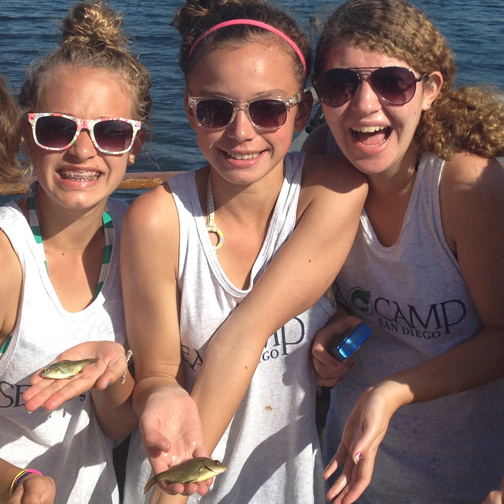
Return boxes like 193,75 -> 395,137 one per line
40,358 -> 98,379
143,457 -> 227,494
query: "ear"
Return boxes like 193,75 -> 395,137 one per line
127,128 -> 147,166
293,89 -> 313,133
184,91 -> 198,131
422,71 -> 443,111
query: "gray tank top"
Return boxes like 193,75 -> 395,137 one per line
325,150 -> 504,502
0,198 -> 128,504
124,152 -> 335,504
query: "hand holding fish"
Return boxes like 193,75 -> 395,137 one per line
7,472 -> 55,504
139,387 -> 212,496
23,341 -> 132,412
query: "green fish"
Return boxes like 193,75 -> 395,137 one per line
143,457 -> 227,494
40,358 -> 98,379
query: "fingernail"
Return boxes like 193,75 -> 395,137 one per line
331,360 -> 339,368
353,452 -> 363,464
348,361 -> 355,368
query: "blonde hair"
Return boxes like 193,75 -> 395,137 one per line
19,1 -> 152,123
314,0 -> 504,159
0,75 -> 22,184
171,0 -> 311,89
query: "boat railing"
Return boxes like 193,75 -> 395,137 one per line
0,171 -> 178,196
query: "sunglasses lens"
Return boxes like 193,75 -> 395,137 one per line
249,100 -> 288,129
35,116 -> 77,149
94,120 -> 134,153
316,69 -> 360,108
371,67 -> 418,105
196,100 -> 234,129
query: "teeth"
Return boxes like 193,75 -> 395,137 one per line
59,170 -> 101,181
227,152 -> 260,160
352,126 -> 387,133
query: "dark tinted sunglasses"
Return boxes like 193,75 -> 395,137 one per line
188,90 -> 306,130
313,67 -> 425,108
27,113 -> 143,155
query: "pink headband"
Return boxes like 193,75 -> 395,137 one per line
189,19 -> 307,73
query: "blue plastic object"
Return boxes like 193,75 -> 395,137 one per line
328,322 -> 371,362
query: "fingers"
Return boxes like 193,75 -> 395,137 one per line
316,359 -> 355,388
23,343 -> 130,411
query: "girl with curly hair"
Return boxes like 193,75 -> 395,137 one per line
303,0 -> 504,502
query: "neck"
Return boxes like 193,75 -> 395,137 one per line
205,163 -> 285,224
366,150 -> 419,203
28,187 -> 107,252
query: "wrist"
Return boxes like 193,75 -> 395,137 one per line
370,378 -> 414,411
9,469 -> 44,497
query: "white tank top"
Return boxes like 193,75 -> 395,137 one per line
0,198 -> 128,504
124,152 -> 335,504
324,151 -> 504,502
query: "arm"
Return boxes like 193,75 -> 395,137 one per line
121,183 -> 211,498
191,157 -> 367,455
0,459 -> 55,504
482,474 -> 504,504
325,154 -> 504,504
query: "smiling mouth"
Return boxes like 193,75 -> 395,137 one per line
351,126 -> 391,146
226,152 -> 261,160
58,169 -> 102,181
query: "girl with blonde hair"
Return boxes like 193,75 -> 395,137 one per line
0,2 -> 150,502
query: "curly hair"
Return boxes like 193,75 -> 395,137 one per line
171,0 -> 311,88
19,1 -> 152,124
314,0 -> 504,159
0,75 -> 23,185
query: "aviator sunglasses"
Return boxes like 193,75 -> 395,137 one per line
27,113 -> 143,155
313,67 -> 426,108
187,90 -> 306,130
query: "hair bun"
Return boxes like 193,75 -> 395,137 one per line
61,1 -> 128,52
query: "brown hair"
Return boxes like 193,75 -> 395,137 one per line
19,1 -> 152,123
171,0 -> 311,88
0,75 -> 22,184
314,0 -> 504,159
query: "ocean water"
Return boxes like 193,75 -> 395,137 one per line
0,0 -> 503,174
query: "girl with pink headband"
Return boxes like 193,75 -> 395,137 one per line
122,0 -> 367,503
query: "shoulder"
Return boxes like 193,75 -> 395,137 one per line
302,154 -> 368,194
441,152 -> 504,207
301,122 -> 330,154
441,152 -> 504,251
125,181 -> 178,232
297,155 -> 367,223
0,229 -> 22,337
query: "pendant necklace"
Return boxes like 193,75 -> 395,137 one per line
206,173 -> 224,253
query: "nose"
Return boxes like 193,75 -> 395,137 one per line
349,74 -> 382,115
66,128 -> 98,159
226,106 -> 256,141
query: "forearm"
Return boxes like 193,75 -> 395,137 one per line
191,319 -> 264,452
91,372 -> 138,440
377,327 -> 504,409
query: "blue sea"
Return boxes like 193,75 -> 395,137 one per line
0,0 -> 503,174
